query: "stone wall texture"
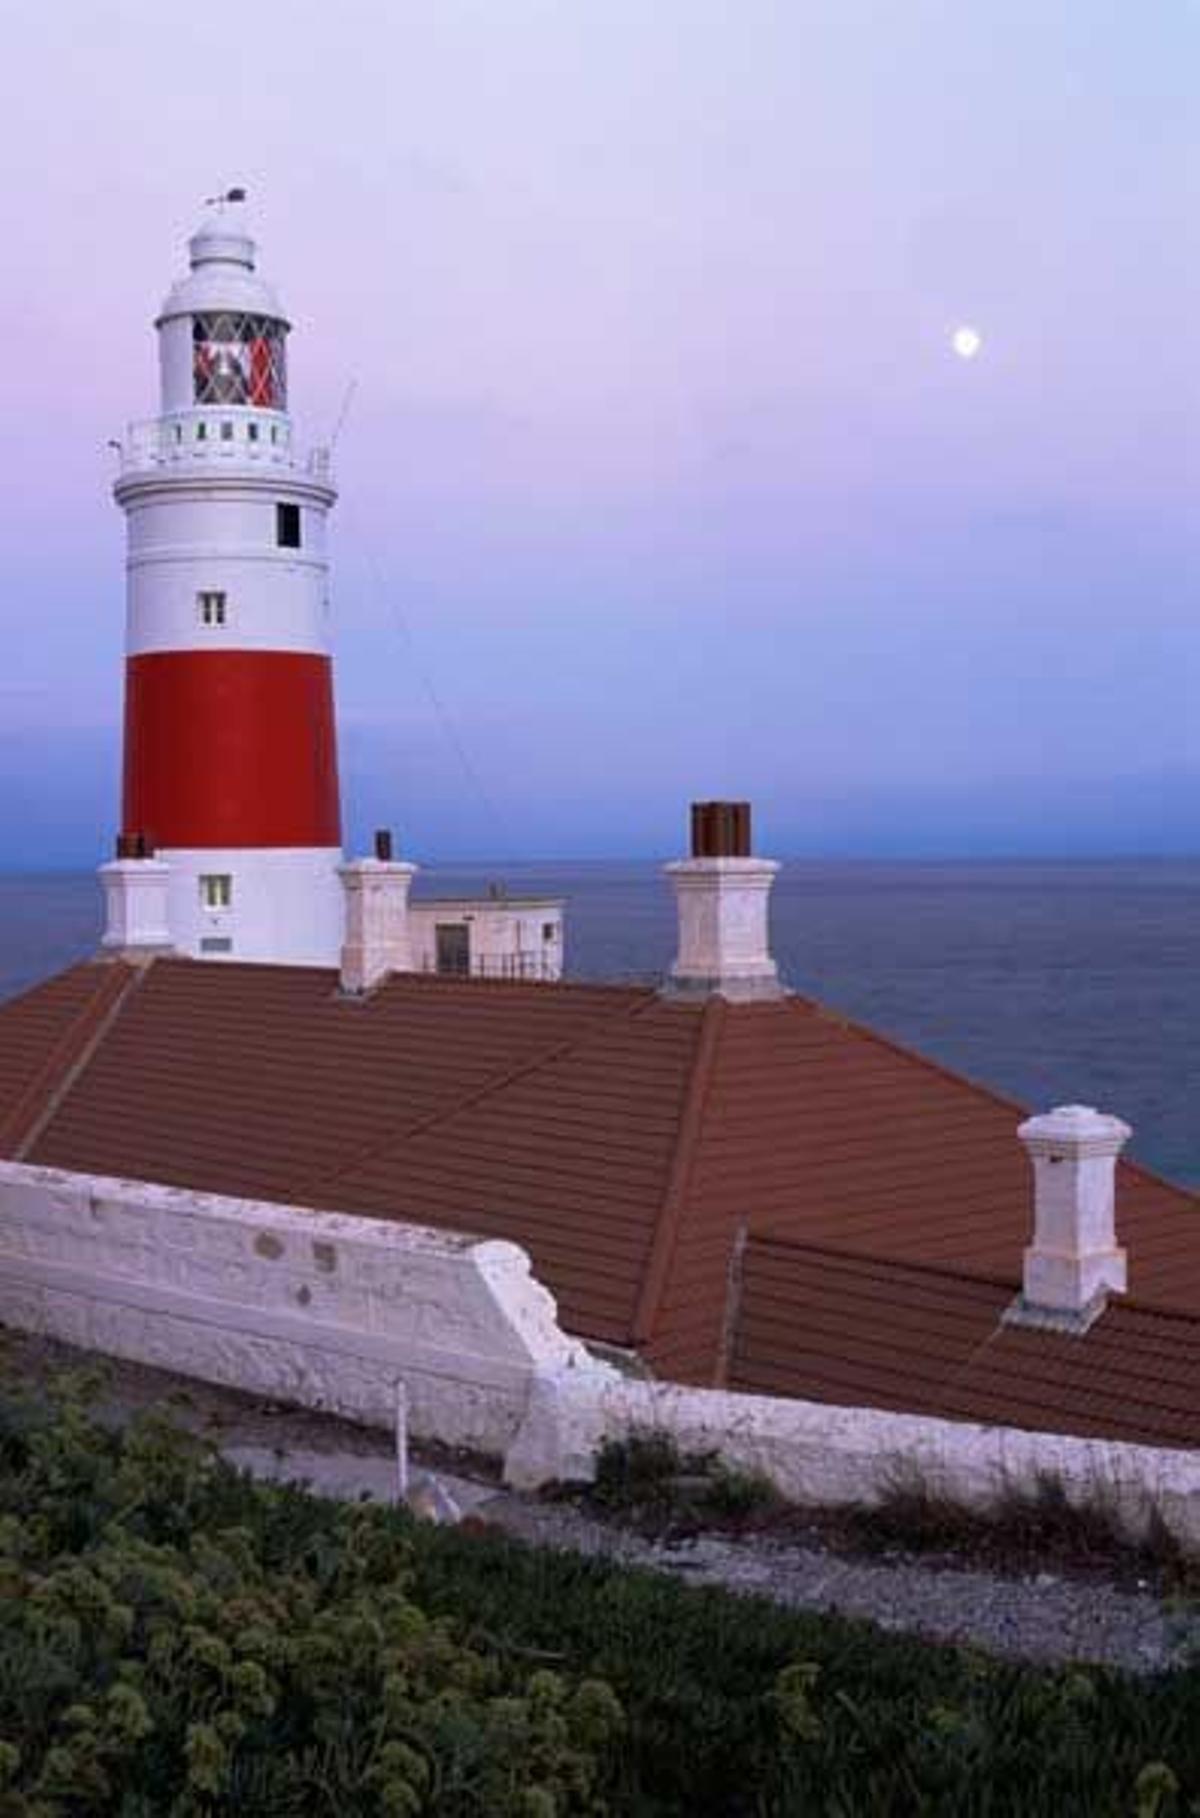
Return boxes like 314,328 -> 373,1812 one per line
3,1159 -> 1200,1546
0,1160 -> 592,1452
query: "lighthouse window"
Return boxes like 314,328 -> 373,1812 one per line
200,874 -> 233,911
193,312 -> 288,410
276,502 -> 302,548
197,591 -> 226,627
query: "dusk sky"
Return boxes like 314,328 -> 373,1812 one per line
1,1 -> 1197,863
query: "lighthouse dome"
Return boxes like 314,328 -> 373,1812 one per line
157,201 -> 287,327
188,214 -> 257,271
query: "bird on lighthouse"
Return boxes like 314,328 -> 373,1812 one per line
102,190 -> 344,965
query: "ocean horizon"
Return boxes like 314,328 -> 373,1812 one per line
2,856 -> 1197,1188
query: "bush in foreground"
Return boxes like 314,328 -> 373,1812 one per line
0,1378 -> 620,1815
2,1374 -> 1200,1814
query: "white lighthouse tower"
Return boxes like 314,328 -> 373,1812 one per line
106,194 -> 343,965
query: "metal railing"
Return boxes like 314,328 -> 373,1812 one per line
418,953 -> 563,983
114,418 -> 332,483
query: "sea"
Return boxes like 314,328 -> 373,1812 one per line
1,858 -> 1197,1187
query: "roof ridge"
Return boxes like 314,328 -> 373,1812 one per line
784,994 -> 1197,1203
1,961 -> 143,1160
631,996 -> 726,1347
303,987 -> 672,1202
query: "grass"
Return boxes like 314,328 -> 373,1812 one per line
578,1434 -> 1200,1594
839,1465 -> 1199,1591
580,1430 -> 782,1535
4,1382 -> 1200,1814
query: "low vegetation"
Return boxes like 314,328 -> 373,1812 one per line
839,1464 -> 1199,1592
3,1378 -> 1200,1814
582,1433 -> 1199,1593
585,1429 -> 781,1533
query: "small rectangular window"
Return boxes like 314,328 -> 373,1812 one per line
275,502 -> 301,548
270,425 -> 278,444
197,590 -> 226,627
220,420 -> 234,441
247,422 -> 259,442
196,421 -> 207,441
199,936 -> 233,953
200,873 -> 233,910
542,922 -> 557,942
173,424 -> 183,443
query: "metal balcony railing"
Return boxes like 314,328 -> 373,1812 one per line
114,418 -> 332,483
419,953 -> 563,983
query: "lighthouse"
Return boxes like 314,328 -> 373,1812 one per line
107,195 -> 343,965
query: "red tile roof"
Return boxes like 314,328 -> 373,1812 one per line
729,1236 -> 1200,1452
1,957 -> 1197,1447
0,961 -> 139,1158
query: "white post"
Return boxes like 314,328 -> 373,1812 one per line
1010,1104 -> 1131,1331
395,1378 -> 409,1504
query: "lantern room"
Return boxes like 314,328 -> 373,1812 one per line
154,199 -> 291,421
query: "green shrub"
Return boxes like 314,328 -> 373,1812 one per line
2,1374 -> 1200,1816
0,1374 -> 621,1815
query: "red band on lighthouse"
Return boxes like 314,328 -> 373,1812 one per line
122,650 -> 342,850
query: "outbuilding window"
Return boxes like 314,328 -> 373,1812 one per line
200,874 -> 233,910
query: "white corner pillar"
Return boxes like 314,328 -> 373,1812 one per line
1010,1104 -> 1131,1332
99,857 -> 173,958
662,801 -> 783,1001
339,855 -> 417,993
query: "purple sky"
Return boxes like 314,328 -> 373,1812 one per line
1,1 -> 1197,863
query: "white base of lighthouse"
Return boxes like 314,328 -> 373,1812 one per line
157,847 -> 345,965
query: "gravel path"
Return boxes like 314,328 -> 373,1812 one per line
483,1495 -> 1200,1675
224,1440 -> 1200,1676
6,1332 -> 1199,1677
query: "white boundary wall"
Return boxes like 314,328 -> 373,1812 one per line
0,1161 -> 592,1454
3,1160 -> 1200,1547
506,1370 -> 1200,1546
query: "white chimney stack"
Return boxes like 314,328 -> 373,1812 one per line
99,843 -> 172,958
339,830 -> 417,994
1010,1104 -> 1131,1331
663,801 -> 783,1001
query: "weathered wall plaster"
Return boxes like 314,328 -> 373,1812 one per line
0,1161 -> 596,1452
505,1368 -> 1200,1547
3,1159 -> 1199,1548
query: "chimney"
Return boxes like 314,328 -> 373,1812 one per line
99,835 -> 172,958
662,801 -> 783,1001
339,830 -> 417,992
1008,1104 -> 1131,1332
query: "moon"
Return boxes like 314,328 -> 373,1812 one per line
952,325 -> 983,360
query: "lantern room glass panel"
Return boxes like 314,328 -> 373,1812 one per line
192,313 -> 288,409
